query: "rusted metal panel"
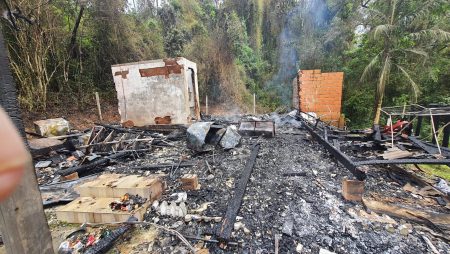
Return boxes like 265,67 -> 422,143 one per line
239,121 -> 275,137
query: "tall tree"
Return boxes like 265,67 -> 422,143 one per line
360,0 -> 450,125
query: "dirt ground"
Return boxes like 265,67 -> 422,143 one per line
21,99 -> 121,132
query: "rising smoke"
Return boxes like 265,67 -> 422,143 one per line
267,0 -> 330,105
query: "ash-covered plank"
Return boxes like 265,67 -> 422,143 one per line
216,143 -> 260,241
58,151 -> 132,176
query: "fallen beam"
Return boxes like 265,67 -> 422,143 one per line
118,162 -> 196,171
216,143 -> 260,241
362,198 -> 450,232
58,151 -> 132,176
302,121 -> 367,181
356,159 -> 450,166
409,136 -> 439,155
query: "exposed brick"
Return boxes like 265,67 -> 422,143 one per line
298,70 -> 344,126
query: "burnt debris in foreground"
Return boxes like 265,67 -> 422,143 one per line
16,111 -> 450,254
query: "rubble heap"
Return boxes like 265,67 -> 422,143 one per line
21,112 -> 450,254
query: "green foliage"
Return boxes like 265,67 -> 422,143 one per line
2,0 -> 449,120
414,165 -> 450,182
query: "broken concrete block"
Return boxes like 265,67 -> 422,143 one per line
34,118 -> 70,137
187,122 -> 214,151
187,122 -> 228,151
180,174 -> 199,191
220,125 -> 241,149
342,178 -> 365,201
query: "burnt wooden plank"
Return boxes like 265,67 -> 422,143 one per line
58,151 -> 132,176
216,143 -> 260,241
409,136 -> 438,155
122,162 -> 197,171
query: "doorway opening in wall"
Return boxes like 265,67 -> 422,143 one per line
188,68 -> 198,120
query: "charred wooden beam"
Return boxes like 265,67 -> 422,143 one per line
356,158 -> 450,166
58,151 -> 132,176
302,122 -> 367,181
409,136 -> 450,156
122,162 -> 197,171
84,217 -> 136,254
443,117 -> 450,148
362,198 -> 450,232
216,143 -> 260,242
415,116 -> 423,136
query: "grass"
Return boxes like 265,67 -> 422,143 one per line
415,164 -> 450,182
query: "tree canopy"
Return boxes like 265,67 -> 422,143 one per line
0,0 -> 449,128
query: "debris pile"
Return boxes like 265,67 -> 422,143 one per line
24,113 -> 450,254
58,227 -> 112,254
109,193 -> 148,212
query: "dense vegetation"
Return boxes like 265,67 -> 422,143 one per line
1,0 -> 449,128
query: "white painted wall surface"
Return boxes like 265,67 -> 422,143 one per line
111,58 -> 200,126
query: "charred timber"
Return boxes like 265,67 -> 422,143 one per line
84,217 -> 136,254
58,151 -> 132,176
123,162 -> 196,171
216,143 -> 260,242
302,122 -> 367,181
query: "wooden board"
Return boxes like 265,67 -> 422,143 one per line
56,197 -> 150,223
382,149 -> 413,160
363,198 -> 450,231
75,174 -> 164,201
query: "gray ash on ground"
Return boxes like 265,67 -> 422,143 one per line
32,114 -> 449,253
104,123 -> 449,253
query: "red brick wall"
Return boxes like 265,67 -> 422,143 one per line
298,70 -> 344,125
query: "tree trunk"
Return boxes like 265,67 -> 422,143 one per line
0,28 -> 54,254
69,5 -> 85,58
373,92 -> 384,125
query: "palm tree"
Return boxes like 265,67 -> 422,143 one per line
360,0 -> 450,125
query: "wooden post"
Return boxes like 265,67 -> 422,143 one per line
415,116 -> 423,137
0,163 -> 54,254
0,29 -> 54,254
95,92 -> 103,122
253,93 -> 256,115
430,110 -> 442,155
443,117 -> 450,148
206,96 -> 209,115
